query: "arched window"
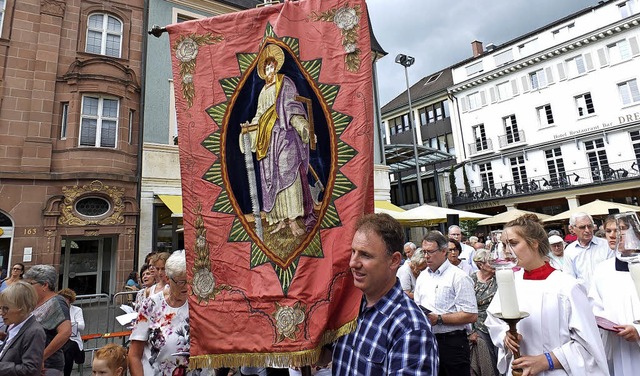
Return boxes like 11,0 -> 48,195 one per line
86,13 -> 123,58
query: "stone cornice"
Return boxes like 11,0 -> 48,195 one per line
451,15 -> 640,93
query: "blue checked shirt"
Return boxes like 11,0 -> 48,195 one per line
332,280 -> 439,375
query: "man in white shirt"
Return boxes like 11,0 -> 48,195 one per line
415,231 -> 478,376
448,225 -> 478,272
563,212 -> 613,291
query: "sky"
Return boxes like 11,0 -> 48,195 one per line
366,0 -> 597,106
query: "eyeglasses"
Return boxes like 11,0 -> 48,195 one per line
170,277 -> 188,287
423,248 -> 443,255
575,224 -> 595,230
28,281 -> 41,286
0,306 -> 10,313
12,267 -> 23,271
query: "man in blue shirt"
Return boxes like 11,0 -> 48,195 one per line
332,213 -> 439,375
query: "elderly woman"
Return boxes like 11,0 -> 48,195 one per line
486,214 -> 608,375
546,235 -> 566,271
129,250 -> 192,376
469,249 -> 498,376
133,264 -> 155,311
396,248 -> 426,299
0,280 -> 46,376
24,265 -> 71,376
0,263 -> 25,293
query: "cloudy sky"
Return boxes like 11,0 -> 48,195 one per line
366,0 -> 597,106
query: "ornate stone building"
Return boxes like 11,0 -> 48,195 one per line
0,0 -> 144,294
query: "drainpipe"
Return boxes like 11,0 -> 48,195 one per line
448,91 -> 467,160
134,0 -> 151,271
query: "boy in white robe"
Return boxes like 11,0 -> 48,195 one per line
589,256 -> 640,375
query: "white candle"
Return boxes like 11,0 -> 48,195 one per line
496,268 -> 520,319
628,263 -> 640,302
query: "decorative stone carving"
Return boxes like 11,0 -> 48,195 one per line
41,0 -> 66,17
58,180 -> 125,226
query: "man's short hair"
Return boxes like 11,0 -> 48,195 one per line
569,212 -> 593,227
404,242 -> 417,251
422,231 -> 449,251
447,225 -> 461,233
355,213 -> 404,256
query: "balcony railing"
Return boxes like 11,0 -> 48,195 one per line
447,159 -> 640,205
468,138 -> 493,155
498,130 -> 526,148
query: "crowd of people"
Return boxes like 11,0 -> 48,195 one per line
0,209 -> 637,375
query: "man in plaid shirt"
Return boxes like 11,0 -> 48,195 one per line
332,213 -> 439,375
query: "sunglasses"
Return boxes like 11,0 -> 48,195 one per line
170,277 -> 188,287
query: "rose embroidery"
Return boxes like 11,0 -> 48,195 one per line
309,5 -> 363,72
175,38 -> 199,62
333,6 -> 359,31
172,33 -> 224,108
273,301 -> 305,342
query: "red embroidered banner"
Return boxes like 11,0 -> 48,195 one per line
167,0 -> 373,368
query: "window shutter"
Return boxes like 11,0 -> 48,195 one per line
584,53 -> 594,71
630,37 -> 640,56
556,63 -> 566,80
480,91 -> 487,106
597,48 -> 608,67
461,96 -> 469,112
489,87 -> 497,103
511,79 -> 519,96
521,76 -> 530,92
545,67 -> 554,85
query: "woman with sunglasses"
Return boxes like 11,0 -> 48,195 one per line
129,250 -> 194,376
0,263 -> 25,293
485,214 -> 608,375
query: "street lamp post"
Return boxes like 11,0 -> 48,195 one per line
395,54 -> 424,205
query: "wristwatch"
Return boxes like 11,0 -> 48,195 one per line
436,314 -> 443,325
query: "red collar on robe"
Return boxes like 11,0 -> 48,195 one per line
523,262 -> 555,280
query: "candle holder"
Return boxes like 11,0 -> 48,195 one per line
493,311 -> 530,376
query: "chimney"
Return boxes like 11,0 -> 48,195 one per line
471,40 -> 483,57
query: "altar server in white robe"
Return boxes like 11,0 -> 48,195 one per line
486,214 -> 609,376
589,215 -> 640,375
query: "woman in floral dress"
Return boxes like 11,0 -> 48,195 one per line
129,250 -> 197,376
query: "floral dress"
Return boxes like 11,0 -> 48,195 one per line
131,292 -> 194,375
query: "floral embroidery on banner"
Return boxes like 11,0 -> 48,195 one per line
173,33 -> 224,108
273,301 -> 306,342
309,4 -> 362,72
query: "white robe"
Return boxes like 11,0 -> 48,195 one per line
589,257 -> 640,375
486,269 -> 609,375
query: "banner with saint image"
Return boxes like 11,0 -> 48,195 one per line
167,0 -> 373,367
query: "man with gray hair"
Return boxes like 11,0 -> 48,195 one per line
403,242 -> 417,261
563,211 -> 613,291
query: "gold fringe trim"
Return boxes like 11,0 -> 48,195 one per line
189,318 -> 357,369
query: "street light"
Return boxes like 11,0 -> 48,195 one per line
395,54 -> 424,205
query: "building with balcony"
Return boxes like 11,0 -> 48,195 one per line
0,0 -> 144,294
447,0 -> 640,216
380,68 -> 456,208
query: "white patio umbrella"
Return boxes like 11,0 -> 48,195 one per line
543,199 -> 640,222
478,209 -> 551,226
395,204 -> 489,227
